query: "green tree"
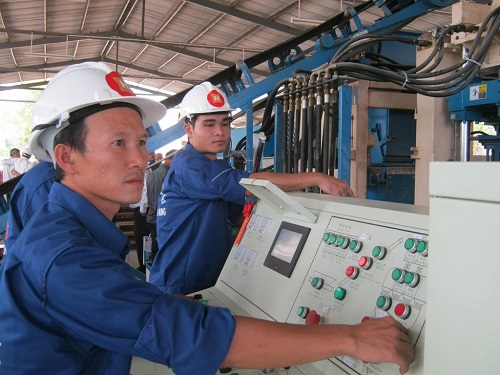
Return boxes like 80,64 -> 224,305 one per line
0,90 -> 40,159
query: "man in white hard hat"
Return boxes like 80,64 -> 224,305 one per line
150,82 -> 355,296
0,64 -> 412,375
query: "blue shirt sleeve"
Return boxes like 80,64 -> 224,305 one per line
42,245 -> 236,375
176,155 -> 250,205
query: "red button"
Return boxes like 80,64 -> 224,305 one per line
305,310 -> 322,325
361,316 -> 371,322
345,266 -> 359,279
358,256 -> 372,270
394,303 -> 411,319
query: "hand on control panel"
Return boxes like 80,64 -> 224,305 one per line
349,316 -> 413,374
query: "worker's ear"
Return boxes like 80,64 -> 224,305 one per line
53,144 -> 78,175
184,122 -> 194,138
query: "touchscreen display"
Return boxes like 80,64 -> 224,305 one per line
264,221 -> 311,278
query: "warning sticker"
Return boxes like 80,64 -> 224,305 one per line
469,84 -> 486,101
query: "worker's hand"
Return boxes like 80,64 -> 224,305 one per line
317,174 -> 355,197
348,316 -> 414,374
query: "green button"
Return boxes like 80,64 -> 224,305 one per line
372,246 -> 386,260
335,236 -> 346,247
334,287 -> 346,300
392,268 -> 405,282
416,240 -> 428,253
404,272 -> 419,287
297,306 -> 309,318
311,277 -> 323,289
404,272 -> 415,284
376,296 -> 391,310
404,238 -> 417,252
327,234 -> 338,244
323,233 -> 330,242
349,239 -> 362,252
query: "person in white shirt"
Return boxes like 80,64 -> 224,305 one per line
11,148 -> 33,177
1,148 -> 21,182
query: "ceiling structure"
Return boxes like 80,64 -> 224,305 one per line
0,0 -> 454,109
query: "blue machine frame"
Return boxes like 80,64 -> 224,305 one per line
147,0 -> 455,175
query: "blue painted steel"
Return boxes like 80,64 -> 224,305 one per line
447,78 -> 500,122
274,101 -> 284,172
338,84 -> 352,183
244,103 -> 254,172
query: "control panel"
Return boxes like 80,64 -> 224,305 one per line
209,179 -> 429,375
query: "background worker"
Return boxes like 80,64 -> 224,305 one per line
1,148 -> 20,182
0,62 -> 413,375
150,82 -> 354,296
146,149 -> 176,261
10,147 -> 33,177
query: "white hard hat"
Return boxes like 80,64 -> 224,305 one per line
29,62 -> 167,162
178,82 -> 233,122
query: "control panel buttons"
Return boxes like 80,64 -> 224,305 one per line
349,239 -> 362,253
404,238 -> 417,253
297,306 -> 309,319
335,235 -> 349,249
394,303 -> 411,319
372,246 -> 387,260
345,266 -> 359,279
305,310 -> 323,325
334,287 -> 346,300
376,295 -> 392,311
311,277 -> 324,290
327,233 -> 338,245
358,256 -> 373,270
392,268 -> 406,283
416,240 -> 428,257
322,232 -> 331,242
404,272 -> 420,288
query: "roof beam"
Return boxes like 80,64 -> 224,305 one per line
185,0 -> 304,36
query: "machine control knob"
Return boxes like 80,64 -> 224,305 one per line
345,266 -> 359,279
358,256 -> 373,270
349,239 -> 362,253
305,310 -> 323,325
322,232 -> 331,242
297,306 -> 310,319
372,246 -> 387,260
361,316 -> 372,322
376,295 -> 392,311
404,238 -> 418,253
334,287 -> 346,300
416,240 -> 428,257
392,268 -> 406,284
394,303 -> 411,319
311,277 -> 324,290
404,272 -> 420,287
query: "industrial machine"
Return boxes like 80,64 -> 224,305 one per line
185,179 -> 429,375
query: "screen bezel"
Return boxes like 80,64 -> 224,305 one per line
263,221 -> 311,278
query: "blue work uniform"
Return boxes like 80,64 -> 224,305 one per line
150,143 -> 250,295
0,182 -> 235,375
5,160 -> 55,250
